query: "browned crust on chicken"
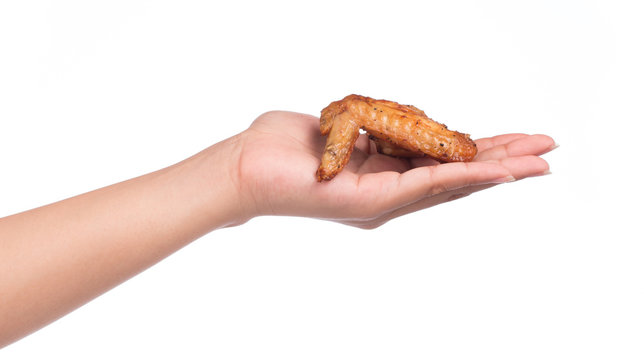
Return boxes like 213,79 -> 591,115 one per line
316,94 -> 477,181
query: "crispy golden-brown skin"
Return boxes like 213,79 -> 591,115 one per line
316,94 -> 477,181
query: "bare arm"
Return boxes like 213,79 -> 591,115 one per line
0,138 -> 246,347
0,111 -> 555,347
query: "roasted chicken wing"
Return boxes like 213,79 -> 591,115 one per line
316,94 -> 477,181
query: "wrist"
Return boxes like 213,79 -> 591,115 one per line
176,134 -> 255,230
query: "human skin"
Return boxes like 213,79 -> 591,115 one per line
0,111 -> 555,347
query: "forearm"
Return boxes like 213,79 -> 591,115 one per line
0,137 -> 244,347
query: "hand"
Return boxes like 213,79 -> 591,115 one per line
0,109 -> 555,347
232,111 -> 555,228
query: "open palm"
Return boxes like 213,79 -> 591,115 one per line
235,111 -> 554,228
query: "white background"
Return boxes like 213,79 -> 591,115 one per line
1,0 -> 642,358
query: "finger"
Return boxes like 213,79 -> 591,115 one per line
398,161 -> 513,197
351,155 -> 550,228
409,157 -> 441,168
368,155 -> 550,226
490,155 -> 550,180
475,134 -> 556,162
357,161 -> 513,215
369,183 -> 496,228
390,155 -> 550,215
475,133 -> 529,152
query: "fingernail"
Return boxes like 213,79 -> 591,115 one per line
549,142 -> 560,151
490,175 -> 516,184
541,170 -> 552,176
